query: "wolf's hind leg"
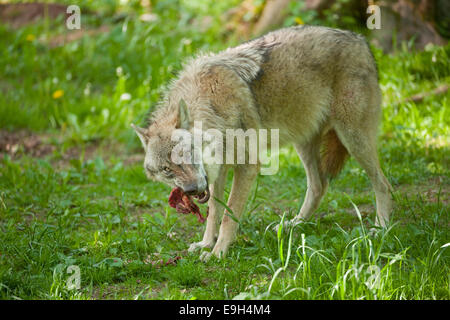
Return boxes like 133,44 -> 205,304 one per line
334,124 -> 393,227
330,76 -> 393,226
189,166 -> 228,253
292,134 -> 328,222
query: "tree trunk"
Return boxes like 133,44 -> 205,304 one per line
252,0 -> 291,36
371,0 -> 447,51
227,0 -> 448,51
305,0 -> 448,51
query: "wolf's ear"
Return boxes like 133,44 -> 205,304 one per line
131,123 -> 149,149
178,99 -> 190,130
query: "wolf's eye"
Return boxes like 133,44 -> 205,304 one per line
162,166 -> 172,175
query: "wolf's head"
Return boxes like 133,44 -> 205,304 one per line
132,99 -> 210,202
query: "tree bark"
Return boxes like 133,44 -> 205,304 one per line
371,0 -> 447,51
227,0 -> 448,51
252,0 -> 291,36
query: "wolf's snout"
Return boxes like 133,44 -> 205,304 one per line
183,183 -> 199,196
182,177 -> 210,203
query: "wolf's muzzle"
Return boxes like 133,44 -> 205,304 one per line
182,176 -> 210,203
183,183 -> 199,196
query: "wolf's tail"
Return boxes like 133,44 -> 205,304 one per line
320,130 -> 349,179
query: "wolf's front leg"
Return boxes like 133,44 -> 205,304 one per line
201,165 -> 258,261
188,166 -> 228,252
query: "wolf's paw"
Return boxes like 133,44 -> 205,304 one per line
199,251 -> 213,262
199,249 -> 224,262
188,240 -> 215,253
199,243 -> 228,262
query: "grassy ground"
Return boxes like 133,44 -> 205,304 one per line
0,1 -> 449,300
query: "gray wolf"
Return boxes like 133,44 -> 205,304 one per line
132,25 -> 393,260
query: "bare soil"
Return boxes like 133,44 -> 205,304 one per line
0,129 -> 55,158
0,3 -> 68,29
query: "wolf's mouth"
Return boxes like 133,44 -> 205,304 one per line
194,188 -> 210,204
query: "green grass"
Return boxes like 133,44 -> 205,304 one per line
0,0 -> 449,300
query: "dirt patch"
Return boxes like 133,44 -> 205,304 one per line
396,177 -> 449,205
0,129 -> 103,165
0,3 -> 110,47
61,143 -> 98,161
340,203 -> 375,218
123,154 -> 144,166
91,283 -> 158,300
0,3 -> 68,29
0,130 -> 55,158
48,25 -> 111,47
0,129 -> 146,170
319,177 -> 449,220
341,178 -> 449,220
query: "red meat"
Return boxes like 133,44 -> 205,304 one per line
168,187 -> 207,223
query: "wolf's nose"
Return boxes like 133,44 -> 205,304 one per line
183,183 -> 198,195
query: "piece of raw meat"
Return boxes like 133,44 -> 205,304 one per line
168,187 -> 207,223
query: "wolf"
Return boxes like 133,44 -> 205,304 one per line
132,25 -> 393,261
